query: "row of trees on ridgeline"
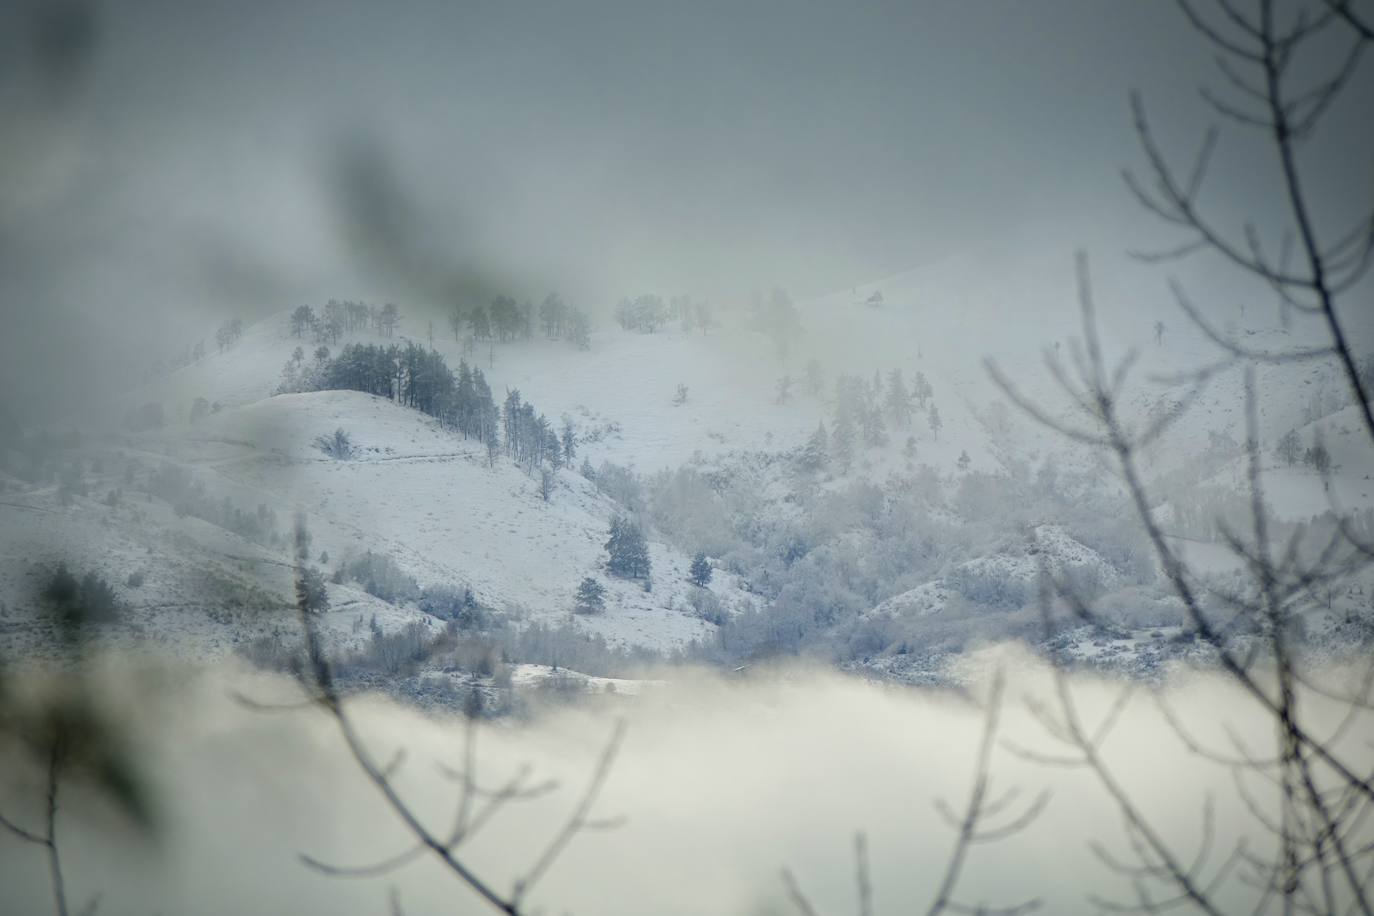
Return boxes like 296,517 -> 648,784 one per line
614,294 -> 712,335
286,294 -> 593,351
279,342 -> 578,479
450,293 -> 592,350
291,300 -> 394,343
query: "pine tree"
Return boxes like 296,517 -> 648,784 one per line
561,417 -> 577,464
885,369 -> 913,427
539,293 -> 567,339
689,552 -> 713,587
1305,441 -> 1332,474
801,421 -> 829,471
775,375 -> 794,404
297,565 -> 330,615
574,577 -> 606,615
378,303 -> 401,337
634,295 -> 667,333
861,399 -> 888,448
605,516 -> 651,579
491,295 -> 521,342
545,426 -> 564,470
831,412 -> 855,472
291,305 -> 315,338
928,403 -> 943,441
912,371 -> 933,408
468,306 -> 491,340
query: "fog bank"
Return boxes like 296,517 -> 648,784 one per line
2,650 -> 1368,915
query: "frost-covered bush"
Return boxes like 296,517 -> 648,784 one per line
842,614 -> 903,660
238,635 -> 299,671
601,447 -> 1163,666
419,583 -> 486,629
945,562 -> 1030,610
441,633 -> 503,678
1065,516 -> 1153,585
506,620 -> 655,678
342,551 -> 420,604
876,598 -> 1046,658
344,621 -> 436,676
686,587 -> 725,625
1093,587 -> 1187,629
593,461 -> 644,513
645,468 -> 736,557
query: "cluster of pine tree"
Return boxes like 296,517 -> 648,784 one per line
284,342 -> 580,485
535,293 -> 593,348
614,293 -> 712,334
501,390 -> 576,473
449,292 -> 591,350
613,294 -> 667,333
213,317 -> 244,353
800,368 -> 939,472
605,515 -> 651,579
292,301 -> 397,344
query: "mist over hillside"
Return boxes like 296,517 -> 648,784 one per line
2,1 -> 1373,914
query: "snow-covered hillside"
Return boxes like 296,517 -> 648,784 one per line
6,243 -> 1371,684
176,390 -> 739,649
0,388 -> 753,665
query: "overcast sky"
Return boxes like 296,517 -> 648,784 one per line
1,0 -> 1369,420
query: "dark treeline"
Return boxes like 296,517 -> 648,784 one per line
292,301 -> 397,343
320,342 -> 499,446
284,293 -> 592,351
289,341 -> 575,477
500,389 -> 568,473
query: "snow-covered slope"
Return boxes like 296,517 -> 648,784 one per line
188,391 -> 740,648
9,240 -> 1370,677
1,388 -> 754,661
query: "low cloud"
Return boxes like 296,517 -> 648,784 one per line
3,648 -> 1367,914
